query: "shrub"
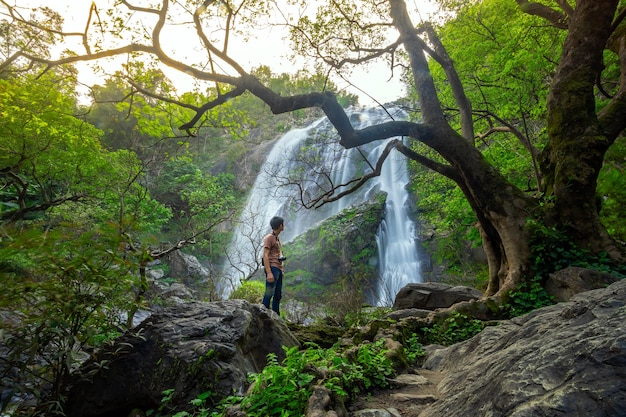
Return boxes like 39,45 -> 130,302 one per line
229,280 -> 265,304
423,312 -> 485,346
239,348 -> 315,416
0,224 -> 141,414
503,276 -> 553,318
403,333 -> 426,364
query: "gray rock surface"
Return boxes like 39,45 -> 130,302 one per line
166,250 -> 210,287
420,279 -> 626,417
66,300 -> 299,417
352,409 -> 401,417
545,266 -> 619,302
392,282 -> 483,310
287,192 -> 387,285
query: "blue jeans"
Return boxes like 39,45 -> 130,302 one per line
262,266 -> 283,314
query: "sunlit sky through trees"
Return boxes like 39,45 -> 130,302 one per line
9,0 -> 442,105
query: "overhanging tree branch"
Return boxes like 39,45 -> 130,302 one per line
514,0 -> 568,28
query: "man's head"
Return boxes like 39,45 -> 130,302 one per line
270,216 -> 284,231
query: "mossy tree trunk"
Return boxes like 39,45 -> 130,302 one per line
539,0 -> 625,261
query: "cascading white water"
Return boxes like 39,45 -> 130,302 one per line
374,145 -> 422,306
220,106 -> 421,305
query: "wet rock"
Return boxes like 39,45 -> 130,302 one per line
67,300 -> 299,417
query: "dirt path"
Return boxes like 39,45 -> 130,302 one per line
347,368 -> 445,417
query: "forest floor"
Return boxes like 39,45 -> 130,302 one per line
347,368 -> 445,417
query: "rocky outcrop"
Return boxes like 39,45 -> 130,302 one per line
545,266 -> 619,302
166,250 -> 211,288
392,282 -> 483,310
66,300 -> 299,417
265,192 -> 387,303
287,192 -> 386,284
419,278 -> 626,417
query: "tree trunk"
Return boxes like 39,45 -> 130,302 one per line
541,1 -> 624,261
388,0 -> 535,297
541,0 -> 625,262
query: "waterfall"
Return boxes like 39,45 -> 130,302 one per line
373,143 -> 422,306
220,106 -> 421,305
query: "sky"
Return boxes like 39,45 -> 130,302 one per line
9,0 -> 438,105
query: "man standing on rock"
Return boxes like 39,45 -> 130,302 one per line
262,216 -> 285,315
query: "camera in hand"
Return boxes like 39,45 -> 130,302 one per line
278,256 -> 287,262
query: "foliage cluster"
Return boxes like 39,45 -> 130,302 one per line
502,277 -> 553,318
502,220 -> 626,318
0,224 -> 143,414
0,73 -> 169,414
422,312 -> 486,346
406,0 -> 625,292
228,280 -> 265,304
527,220 -> 625,276
148,337 -> 423,417
597,137 -> 626,242
147,389 -> 215,417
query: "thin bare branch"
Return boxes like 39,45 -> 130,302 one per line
393,141 -> 459,181
304,139 -> 399,208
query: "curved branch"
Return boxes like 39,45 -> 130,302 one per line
324,38 -> 402,69
0,0 -> 83,38
610,6 -> 626,33
192,1 -> 248,77
515,0 -> 568,29
123,77 -> 247,134
0,44 -> 139,73
389,0 -> 446,125
303,139 -> 399,208
597,88 -> 626,144
421,23 -> 474,143
474,109 -> 543,192
1,193 -> 87,223
337,119 -> 434,149
474,109 -> 540,156
554,0 -> 575,17
120,0 -> 162,14
394,141 -> 460,182
286,19 -> 400,71
179,88 -> 248,134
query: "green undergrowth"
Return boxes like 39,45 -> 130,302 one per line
147,312 -> 498,417
148,335 -> 426,417
152,266 -> 616,417
422,312 -> 486,346
501,220 -> 626,318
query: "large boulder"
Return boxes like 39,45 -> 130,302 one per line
545,266 -> 619,302
286,191 -> 387,286
252,192 -> 387,305
66,300 -> 299,417
392,282 -> 483,310
420,278 -> 626,417
166,250 -> 211,288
